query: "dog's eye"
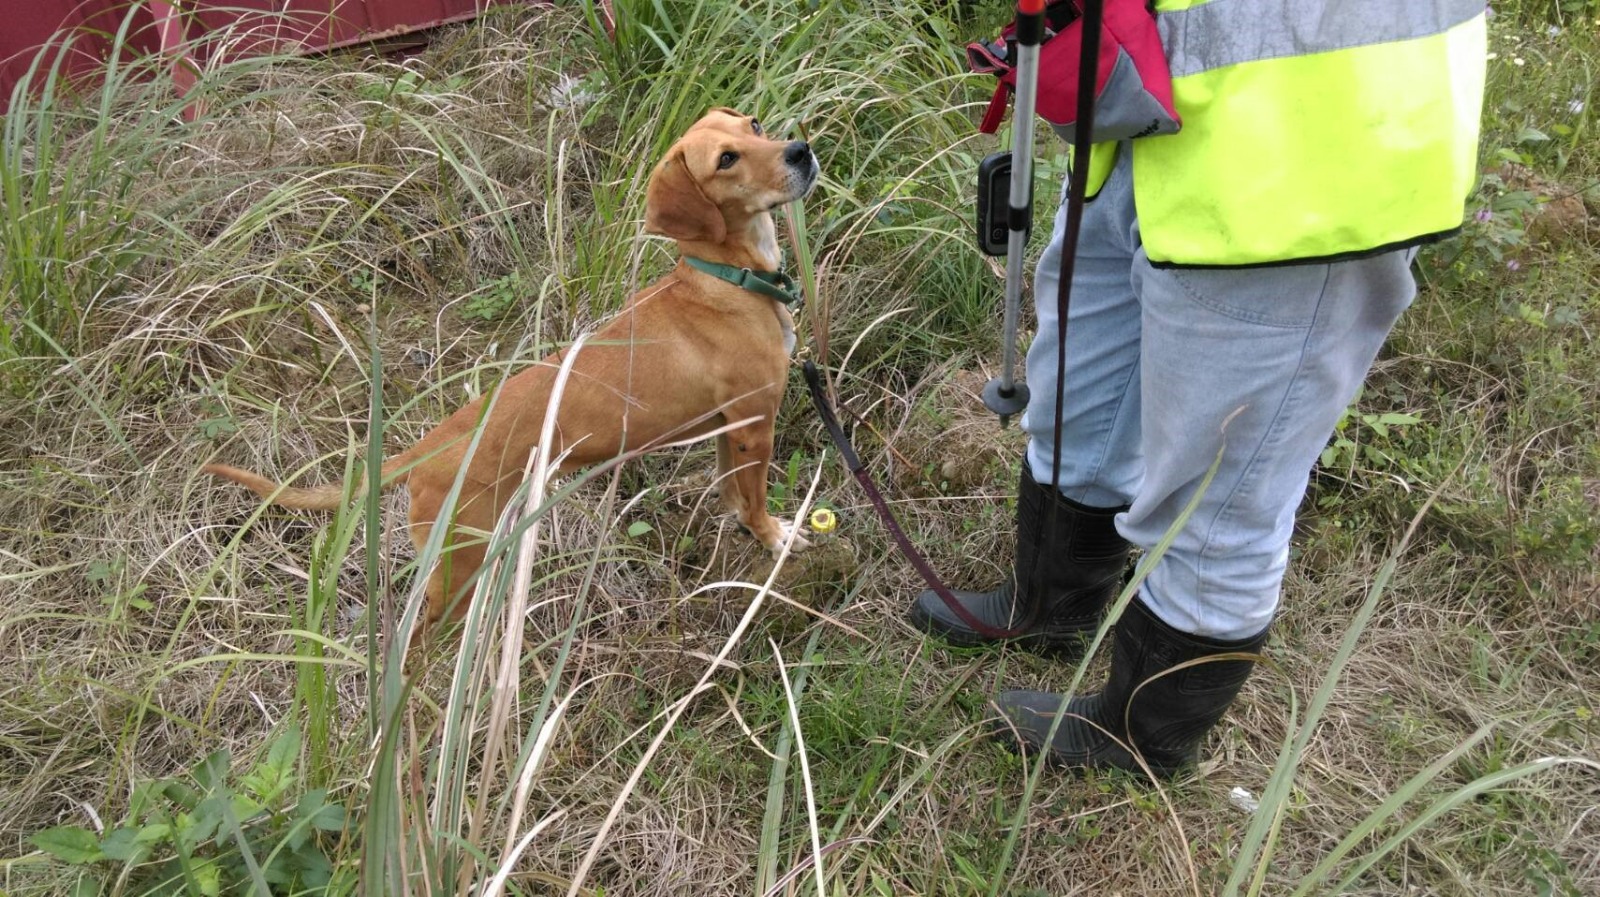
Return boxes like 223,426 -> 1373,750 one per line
717,151 -> 739,170
750,119 -> 763,136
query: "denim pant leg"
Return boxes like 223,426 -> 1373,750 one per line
1124,251 -> 1417,639
1021,146 -> 1416,640
1021,148 -> 1143,509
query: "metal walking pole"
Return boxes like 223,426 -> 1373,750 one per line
980,0 -> 1047,428
802,0 -> 1105,639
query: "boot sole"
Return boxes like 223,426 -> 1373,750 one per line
908,605 -> 1093,662
986,714 -> 1193,780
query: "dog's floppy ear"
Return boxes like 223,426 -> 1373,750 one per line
645,150 -> 726,244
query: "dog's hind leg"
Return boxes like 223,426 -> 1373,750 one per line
404,486 -> 497,637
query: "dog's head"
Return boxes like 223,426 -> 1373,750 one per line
644,107 -> 818,245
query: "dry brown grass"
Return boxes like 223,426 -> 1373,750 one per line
2,3 -> 1597,896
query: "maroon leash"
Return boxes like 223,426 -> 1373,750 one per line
802,0 -> 1104,642
803,361 -> 1032,639
1046,0 -> 1104,519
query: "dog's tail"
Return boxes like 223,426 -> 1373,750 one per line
202,444 -> 425,511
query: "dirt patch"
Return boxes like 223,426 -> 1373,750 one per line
887,366 -> 1026,498
1499,162 -> 1595,245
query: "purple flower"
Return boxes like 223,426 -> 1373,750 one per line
1506,259 -> 1521,271
1475,207 -> 1493,223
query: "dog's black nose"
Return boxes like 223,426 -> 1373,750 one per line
784,141 -> 812,166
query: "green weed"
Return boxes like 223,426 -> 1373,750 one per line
0,3 -> 1595,897
30,727 -> 353,896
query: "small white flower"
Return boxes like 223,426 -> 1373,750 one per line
547,73 -> 599,111
1569,99 -> 1586,115
1513,57 -> 1526,66
1229,787 -> 1260,814
1487,51 -> 1499,60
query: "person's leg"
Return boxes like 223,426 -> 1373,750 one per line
1128,248 -> 1419,639
1021,147 -> 1145,509
996,245 -> 1419,774
910,147 -> 1144,656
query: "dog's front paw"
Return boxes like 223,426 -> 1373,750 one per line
767,517 -> 812,558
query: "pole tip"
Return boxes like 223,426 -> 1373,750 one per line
1018,0 -> 1045,14
981,377 -> 1030,422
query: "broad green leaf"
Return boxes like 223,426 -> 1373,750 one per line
193,750 -> 232,790
265,726 -> 299,773
294,844 -> 335,886
98,826 -> 146,862
188,800 -> 225,846
230,793 -> 264,822
306,804 -> 347,833
195,860 -> 222,897
31,826 -> 104,864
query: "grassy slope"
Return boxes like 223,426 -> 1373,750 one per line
1,1 -> 1596,895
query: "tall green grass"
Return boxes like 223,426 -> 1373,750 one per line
1,6 -> 208,377
2,1 -> 1596,895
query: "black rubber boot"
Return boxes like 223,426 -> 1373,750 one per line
908,466 -> 1129,660
992,595 -> 1269,778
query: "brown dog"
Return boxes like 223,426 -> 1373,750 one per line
204,108 -> 817,633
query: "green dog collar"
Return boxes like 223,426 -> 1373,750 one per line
684,256 -> 803,309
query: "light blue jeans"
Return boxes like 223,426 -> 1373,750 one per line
1020,145 -> 1417,640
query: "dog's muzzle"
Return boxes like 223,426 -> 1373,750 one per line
784,140 -> 819,199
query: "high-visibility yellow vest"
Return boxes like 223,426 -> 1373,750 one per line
1092,0 -> 1488,267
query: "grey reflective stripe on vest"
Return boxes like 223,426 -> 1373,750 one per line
1160,0 -> 1486,78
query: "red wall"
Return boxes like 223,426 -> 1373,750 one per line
1,1 -> 531,114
